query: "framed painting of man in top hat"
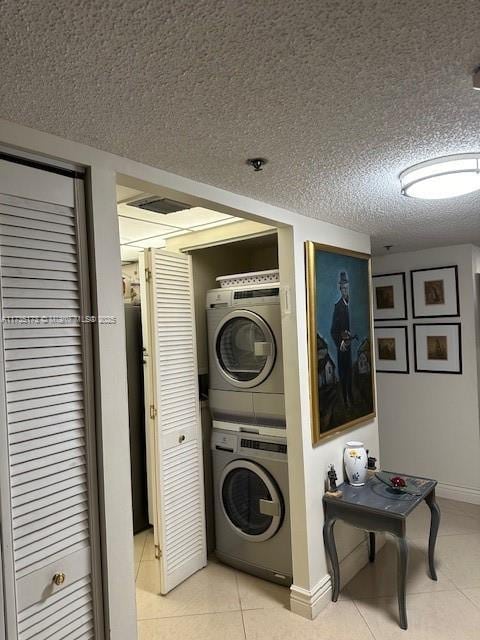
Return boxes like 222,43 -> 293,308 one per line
305,242 -> 375,444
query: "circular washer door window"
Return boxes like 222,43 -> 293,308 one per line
215,310 -> 276,388
220,460 -> 283,542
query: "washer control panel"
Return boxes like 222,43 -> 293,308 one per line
240,438 -> 287,455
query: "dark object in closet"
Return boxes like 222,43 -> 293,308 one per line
124,303 -> 149,534
198,373 -> 209,401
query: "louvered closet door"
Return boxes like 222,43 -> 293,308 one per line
0,159 -> 103,640
147,249 -> 206,594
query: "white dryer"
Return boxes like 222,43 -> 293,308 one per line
206,283 -> 285,434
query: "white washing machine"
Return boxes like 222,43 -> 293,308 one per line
206,283 -> 285,435
211,429 -> 292,585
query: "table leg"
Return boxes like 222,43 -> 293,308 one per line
368,532 -> 375,562
323,517 -> 340,602
425,489 -> 441,581
396,536 -> 408,630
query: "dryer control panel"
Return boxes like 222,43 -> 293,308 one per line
207,285 -> 280,309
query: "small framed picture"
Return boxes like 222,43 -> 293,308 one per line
372,272 -> 407,321
410,266 -> 459,318
413,323 -> 462,374
375,326 -> 409,374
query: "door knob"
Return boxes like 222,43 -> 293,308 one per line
52,572 -> 66,586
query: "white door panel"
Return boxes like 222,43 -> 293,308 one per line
143,248 -> 206,594
0,158 -> 103,639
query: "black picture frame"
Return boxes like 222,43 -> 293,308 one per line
372,272 -> 407,321
374,325 -> 410,374
410,266 -> 460,319
413,322 -> 462,374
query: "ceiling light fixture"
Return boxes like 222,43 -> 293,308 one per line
400,153 -> 480,199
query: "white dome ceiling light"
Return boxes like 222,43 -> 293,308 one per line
400,153 -> 480,200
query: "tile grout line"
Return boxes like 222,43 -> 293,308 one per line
235,572 -> 248,640
139,529 -> 150,562
408,531 -> 480,542
460,588 -> 480,610
349,586 -> 461,602
442,572 -> 478,593
350,584 -> 480,639
240,610 -> 248,640
134,529 -> 151,586
351,597 -> 378,640
137,609 -> 244,623
133,531 -> 148,564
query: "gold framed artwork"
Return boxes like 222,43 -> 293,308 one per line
305,242 -> 376,445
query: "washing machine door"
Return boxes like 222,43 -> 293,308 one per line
215,310 -> 276,388
220,460 -> 284,542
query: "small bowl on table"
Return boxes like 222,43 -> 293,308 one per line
390,476 -> 407,493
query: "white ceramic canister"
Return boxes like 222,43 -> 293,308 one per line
343,441 -> 368,486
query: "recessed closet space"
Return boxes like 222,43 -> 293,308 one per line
187,233 -> 280,554
116,181 -> 290,624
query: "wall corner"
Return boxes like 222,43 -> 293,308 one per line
289,575 -> 332,620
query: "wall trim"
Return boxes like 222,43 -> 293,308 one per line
436,482 -> 480,505
290,575 -> 331,620
290,533 -> 385,619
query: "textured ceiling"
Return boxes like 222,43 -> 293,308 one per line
1,0 -> 480,254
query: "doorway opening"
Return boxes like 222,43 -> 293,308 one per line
115,180 -> 292,625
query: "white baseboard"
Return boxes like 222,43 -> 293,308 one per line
290,533 -> 385,620
290,575 -> 331,620
436,482 -> 480,505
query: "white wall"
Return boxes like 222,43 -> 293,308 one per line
474,246 -> 480,432
279,224 -> 379,617
0,119 -> 379,632
373,244 -> 480,504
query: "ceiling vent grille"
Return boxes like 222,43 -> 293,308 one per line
127,196 -> 192,214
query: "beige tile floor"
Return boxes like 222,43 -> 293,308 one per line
134,497 -> 480,639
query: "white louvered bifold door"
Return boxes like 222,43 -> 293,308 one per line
0,158 -> 103,640
146,248 -> 206,594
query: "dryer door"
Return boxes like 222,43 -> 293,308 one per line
215,310 -> 276,388
220,460 -> 284,542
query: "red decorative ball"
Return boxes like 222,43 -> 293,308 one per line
391,476 -> 406,488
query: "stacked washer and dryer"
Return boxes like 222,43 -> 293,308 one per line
206,270 -> 292,586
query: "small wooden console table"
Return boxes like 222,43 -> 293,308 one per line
323,472 -> 440,630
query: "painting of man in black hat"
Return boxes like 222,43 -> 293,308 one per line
330,271 -> 354,407
306,242 -> 375,443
